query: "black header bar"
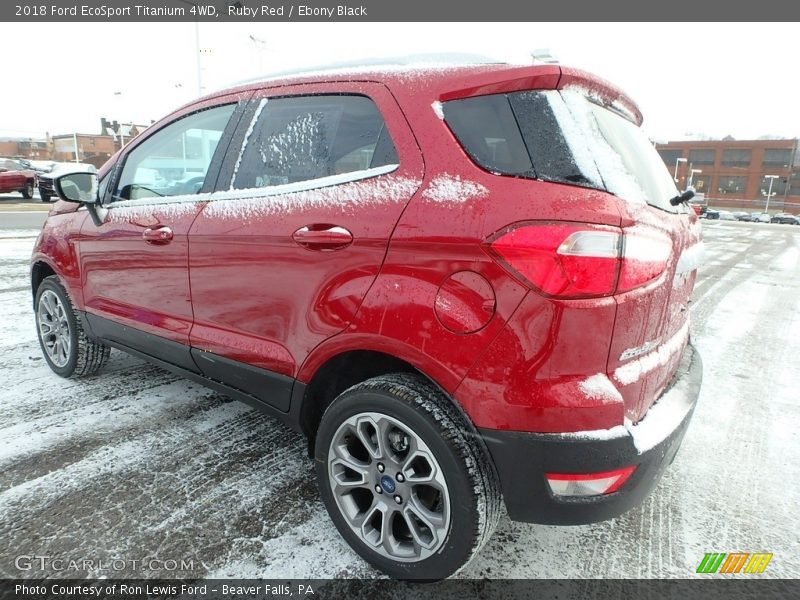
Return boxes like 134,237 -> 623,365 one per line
3,0 -> 800,22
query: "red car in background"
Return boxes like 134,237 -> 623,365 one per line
0,158 -> 36,198
31,58 -> 704,580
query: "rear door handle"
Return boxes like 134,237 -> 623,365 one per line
142,226 -> 173,244
292,224 -> 353,251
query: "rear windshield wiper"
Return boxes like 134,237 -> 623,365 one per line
669,188 -> 695,206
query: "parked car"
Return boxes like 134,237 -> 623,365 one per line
0,158 -> 36,198
27,159 -> 57,174
31,59 -> 704,580
732,211 -> 753,222
750,212 -> 771,223
37,162 -> 96,202
770,213 -> 800,225
702,208 -> 719,219
717,210 -> 737,221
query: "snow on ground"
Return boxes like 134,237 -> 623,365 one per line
0,220 -> 798,579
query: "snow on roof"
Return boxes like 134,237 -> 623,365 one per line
236,53 -> 511,86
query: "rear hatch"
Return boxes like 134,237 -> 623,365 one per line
527,85 -> 702,423
442,79 -> 702,424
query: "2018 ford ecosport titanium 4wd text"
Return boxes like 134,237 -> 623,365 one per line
32,59 -> 703,580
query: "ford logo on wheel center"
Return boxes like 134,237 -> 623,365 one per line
380,475 -> 396,494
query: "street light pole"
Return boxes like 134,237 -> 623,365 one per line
688,169 -> 702,189
764,175 -> 779,213
674,157 -> 687,183
178,1 -> 203,96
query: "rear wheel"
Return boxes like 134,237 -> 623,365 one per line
22,181 -> 34,199
315,373 -> 500,580
35,275 -> 110,378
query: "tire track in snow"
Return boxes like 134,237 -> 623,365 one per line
673,225 -> 800,575
0,399 -> 312,577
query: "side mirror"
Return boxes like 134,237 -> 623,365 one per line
53,171 -> 105,226
54,172 -> 98,204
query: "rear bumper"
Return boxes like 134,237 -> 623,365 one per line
479,341 -> 702,524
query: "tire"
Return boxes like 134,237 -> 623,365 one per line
40,191 -> 51,203
315,373 -> 501,580
35,275 -> 110,378
22,181 -> 34,199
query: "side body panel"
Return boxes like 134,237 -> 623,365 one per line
188,82 -> 425,380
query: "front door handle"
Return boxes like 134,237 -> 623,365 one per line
292,224 -> 353,251
142,226 -> 173,244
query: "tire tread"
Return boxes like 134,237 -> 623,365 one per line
343,372 -> 501,576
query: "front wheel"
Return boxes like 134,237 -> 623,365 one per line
315,373 -> 501,580
35,275 -> 110,377
40,191 -> 51,202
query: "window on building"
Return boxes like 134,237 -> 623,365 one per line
232,95 -> 398,190
689,149 -> 716,165
721,148 -> 751,167
692,174 -> 712,194
759,176 -> 788,197
789,173 -> 800,196
762,148 -> 792,168
717,175 -> 748,195
657,149 -> 683,166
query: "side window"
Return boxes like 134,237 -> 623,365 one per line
232,95 -> 398,190
443,94 -> 534,177
96,172 -> 109,201
114,104 -> 235,201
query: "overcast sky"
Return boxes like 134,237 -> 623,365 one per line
2,22 -> 798,142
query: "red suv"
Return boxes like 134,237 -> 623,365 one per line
32,60 -> 703,580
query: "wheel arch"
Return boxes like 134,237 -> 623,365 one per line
31,260 -> 58,304
297,340 -> 471,454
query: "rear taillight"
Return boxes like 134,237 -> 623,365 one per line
546,465 -> 636,497
487,223 -> 672,298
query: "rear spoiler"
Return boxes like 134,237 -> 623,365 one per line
438,65 -> 643,126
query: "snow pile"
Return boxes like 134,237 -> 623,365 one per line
107,198 -> 201,222
578,373 -> 624,403
431,101 -> 445,120
560,90 -> 648,203
627,370 -> 694,454
544,91 -> 604,189
675,241 -> 706,275
422,174 -> 488,203
561,424 -> 629,442
204,168 -> 419,220
614,320 -> 690,386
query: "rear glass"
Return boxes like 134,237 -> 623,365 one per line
444,90 -> 681,212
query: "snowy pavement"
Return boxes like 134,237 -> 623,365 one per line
0,220 -> 798,579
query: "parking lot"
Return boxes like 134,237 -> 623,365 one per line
0,219 -> 798,579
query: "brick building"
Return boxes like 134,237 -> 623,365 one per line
51,133 -> 119,168
0,137 -> 51,160
656,138 -> 799,212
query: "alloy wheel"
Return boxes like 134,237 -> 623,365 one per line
327,412 -> 451,562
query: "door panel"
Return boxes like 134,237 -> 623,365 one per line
78,100 -> 245,365
188,83 -> 424,380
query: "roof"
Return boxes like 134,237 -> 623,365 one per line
206,57 -> 642,126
